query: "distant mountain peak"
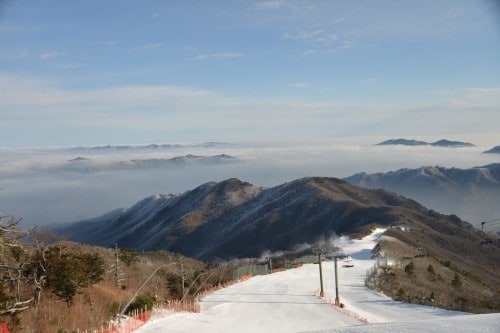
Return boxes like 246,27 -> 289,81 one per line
430,139 -> 475,147
377,138 -> 428,146
376,138 -> 475,147
483,146 -> 500,154
68,156 -> 90,162
71,142 -> 228,151
345,163 -> 500,224
64,154 -> 237,173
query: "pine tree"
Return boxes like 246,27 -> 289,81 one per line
45,247 -> 105,306
451,272 -> 463,290
404,261 -> 415,277
118,248 -> 139,267
427,264 -> 436,281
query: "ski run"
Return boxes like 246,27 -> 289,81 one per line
137,229 -> 499,332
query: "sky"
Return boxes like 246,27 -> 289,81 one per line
1,1 -> 500,227
1,0 -> 500,148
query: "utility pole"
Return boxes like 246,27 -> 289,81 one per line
120,264 -> 172,317
334,256 -> 340,306
312,247 -> 326,297
268,257 -> 273,273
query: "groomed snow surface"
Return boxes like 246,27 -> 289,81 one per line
137,229 -> 499,332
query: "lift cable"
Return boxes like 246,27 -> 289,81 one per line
480,218 -> 500,231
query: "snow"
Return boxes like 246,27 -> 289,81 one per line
136,228 -> 500,332
306,313 -> 500,333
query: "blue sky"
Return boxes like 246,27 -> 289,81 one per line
1,0 -> 499,147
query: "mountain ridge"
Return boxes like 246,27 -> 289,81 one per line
65,154 -> 237,173
377,138 -> 475,147
54,176 -> 477,261
483,146 -> 500,154
70,142 -> 228,151
345,163 -> 500,225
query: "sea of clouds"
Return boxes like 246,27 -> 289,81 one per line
0,141 -> 497,227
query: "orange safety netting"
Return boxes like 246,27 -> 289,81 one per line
0,323 -> 10,333
102,310 -> 149,333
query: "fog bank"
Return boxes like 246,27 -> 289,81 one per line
1,142 -> 497,227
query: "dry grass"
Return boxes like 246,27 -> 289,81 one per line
369,234 -> 500,313
8,244 -> 205,333
19,281 -> 127,332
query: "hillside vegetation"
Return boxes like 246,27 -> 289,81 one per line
366,224 -> 500,313
0,216 -> 231,332
3,176 -> 500,330
55,177 -> 485,261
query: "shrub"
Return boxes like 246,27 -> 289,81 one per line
396,287 -> 405,300
404,262 -> 415,277
109,302 -> 121,317
127,294 -> 155,314
427,264 -> 436,281
119,248 -> 139,267
165,272 -> 184,299
451,272 -> 463,290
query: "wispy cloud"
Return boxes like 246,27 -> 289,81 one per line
464,87 -> 500,96
19,50 -> 31,59
40,49 -> 62,59
255,1 -> 286,10
287,82 -> 310,89
130,43 -> 164,52
1,48 -> 68,61
285,29 -> 339,45
329,39 -> 376,53
1,74 -> 499,149
433,87 -> 500,106
0,25 -> 25,33
0,73 -> 213,117
191,52 -> 243,61
285,26 -> 376,56
99,40 -> 118,47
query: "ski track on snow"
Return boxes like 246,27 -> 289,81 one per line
137,229 -> 500,332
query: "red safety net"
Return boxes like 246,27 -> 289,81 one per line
0,323 -> 10,333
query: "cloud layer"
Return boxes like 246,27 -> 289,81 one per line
2,73 -> 499,147
1,142 -> 497,227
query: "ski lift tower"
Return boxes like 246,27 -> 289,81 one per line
331,251 -> 345,306
481,217 -> 500,232
312,247 -> 326,297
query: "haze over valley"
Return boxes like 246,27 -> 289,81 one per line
1,140 -> 498,229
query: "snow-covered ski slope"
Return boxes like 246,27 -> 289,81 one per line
137,229 -> 500,332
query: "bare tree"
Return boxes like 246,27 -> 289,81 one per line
28,228 -> 64,306
0,214 -> 34,315
211,258 -> 229,287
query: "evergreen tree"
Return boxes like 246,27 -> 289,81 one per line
118,248 -> 139,267
45,247 -> 105,306
451,272 -> 463,290
127,293 -> 155,313
427,264 -> 436,281
404,261 -> 415,277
